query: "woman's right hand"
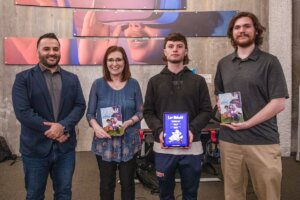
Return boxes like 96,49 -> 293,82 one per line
90,119 -> 111,139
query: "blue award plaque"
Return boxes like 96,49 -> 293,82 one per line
163,112 -> 189,147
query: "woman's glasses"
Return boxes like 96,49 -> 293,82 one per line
107,58 -> 123,63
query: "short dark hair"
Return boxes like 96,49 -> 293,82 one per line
37,33 -> 60,48
102,46 -> 131,82
227,12 -> 266,49
163,32 -> 190,65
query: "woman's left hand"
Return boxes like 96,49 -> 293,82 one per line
122,120 -> 133,130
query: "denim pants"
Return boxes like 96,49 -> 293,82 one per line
22,144 -> 75,200
154,153 -> 203,200
96,155 -> 136,200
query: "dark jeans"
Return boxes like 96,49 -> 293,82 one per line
96,155 -> 136,200
22,144 -> 75,200
154,153 -> 203,200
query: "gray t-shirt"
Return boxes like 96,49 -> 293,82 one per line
214,47 -> 289,145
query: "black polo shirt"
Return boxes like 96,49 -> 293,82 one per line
214,47 -> 289,145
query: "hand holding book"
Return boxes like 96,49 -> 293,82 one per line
221,121 -> 251,131
90,119 -> 111,139
121,119 -> 133,130
179,131 -> 193,149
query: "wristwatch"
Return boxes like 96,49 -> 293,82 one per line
63,127 -> 69,135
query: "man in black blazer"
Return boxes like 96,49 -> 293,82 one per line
12,33 -> 86,200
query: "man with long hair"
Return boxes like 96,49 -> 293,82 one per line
214,12 -> 289,200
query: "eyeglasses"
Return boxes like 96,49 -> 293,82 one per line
107,58 -> 124,63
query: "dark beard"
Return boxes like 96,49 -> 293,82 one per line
236,40 -> 255,48
39,55 -> 60,68
234,35 -> 255,48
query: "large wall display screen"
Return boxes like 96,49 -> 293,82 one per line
4,37 -> 165,65
73,10 -> 237,37
15,0 -> 187,10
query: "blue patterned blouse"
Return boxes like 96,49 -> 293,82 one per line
86,78 -> 143,162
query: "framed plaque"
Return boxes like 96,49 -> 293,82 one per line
163,112 -> 188,147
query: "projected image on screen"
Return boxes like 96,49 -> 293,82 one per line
15,0 -> 187,9
73,10 -> 237,37
4,37 -> 165,65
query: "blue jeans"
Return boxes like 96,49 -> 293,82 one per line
22,144 -> 75,200
154,153 -> 203,200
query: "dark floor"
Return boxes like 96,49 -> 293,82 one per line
0,152 -> 299,200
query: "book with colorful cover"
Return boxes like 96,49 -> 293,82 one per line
218,92 -> 244,124
100,105 -> 124,136
163,112 -> 189,147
